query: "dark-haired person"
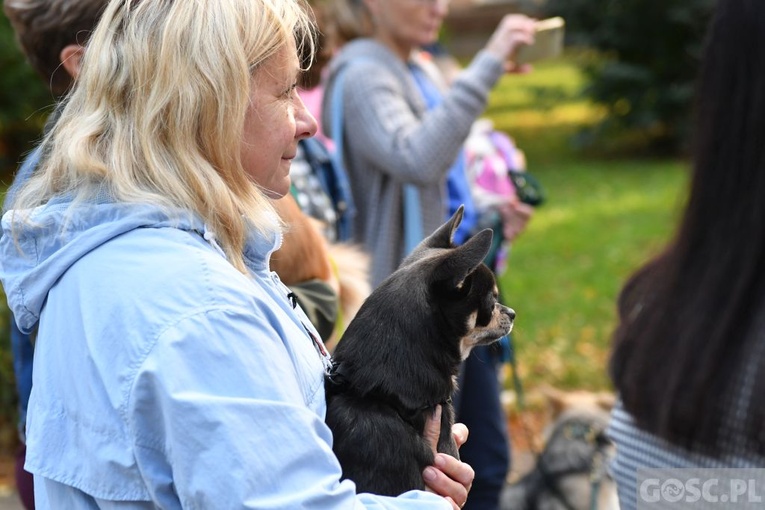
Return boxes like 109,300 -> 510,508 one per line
608,1 -> 765,508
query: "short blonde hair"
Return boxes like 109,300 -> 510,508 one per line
12,0 -> 316,272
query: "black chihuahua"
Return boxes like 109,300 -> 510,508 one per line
325,206 -> 515,496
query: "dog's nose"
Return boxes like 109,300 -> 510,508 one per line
502,306 -> 515,321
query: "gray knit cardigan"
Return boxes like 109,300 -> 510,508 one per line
321,39 -> 504,287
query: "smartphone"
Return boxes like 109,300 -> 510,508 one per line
514,17 -> 565,66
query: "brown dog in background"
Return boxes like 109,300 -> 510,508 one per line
270,194 -> 370,348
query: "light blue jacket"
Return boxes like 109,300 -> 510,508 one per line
0,199 -> 448,509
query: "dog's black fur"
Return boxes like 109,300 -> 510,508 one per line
325,206 -> 515,496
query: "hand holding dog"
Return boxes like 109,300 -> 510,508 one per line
422,405 -> 475,509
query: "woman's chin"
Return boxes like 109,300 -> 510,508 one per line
266,177 -> 292,199
263,186 -> 288,199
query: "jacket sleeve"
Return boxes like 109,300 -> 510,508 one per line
339,50 -> 504,186
128,305 -> 450,509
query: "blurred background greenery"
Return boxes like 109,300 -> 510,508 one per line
488,57 -> 686,393
440,0 -> 715,397
0,0 -> 716,447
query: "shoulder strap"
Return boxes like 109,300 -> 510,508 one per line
327,68 -> 357,243
402,185 -> 423,255
330,61 -> 423,255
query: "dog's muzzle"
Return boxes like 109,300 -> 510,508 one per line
500,305 -> 515,331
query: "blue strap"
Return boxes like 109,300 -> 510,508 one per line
329,67 -> 346,177
323,76 -> 356,243
408,64 -> 476,245
403,184 -> 423,254
331,63 -> 423,255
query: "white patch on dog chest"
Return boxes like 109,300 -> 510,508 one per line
466,311 -> 477,330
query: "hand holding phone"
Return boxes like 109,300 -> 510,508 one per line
484,14 -> 537,66
514,17 -> 565,65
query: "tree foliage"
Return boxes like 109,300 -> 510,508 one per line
545,0 -> 716,154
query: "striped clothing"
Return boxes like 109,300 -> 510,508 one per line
608,331 -> 765,510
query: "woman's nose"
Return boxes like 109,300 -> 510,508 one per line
295,95 -> 318,140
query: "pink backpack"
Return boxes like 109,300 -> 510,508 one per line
464,120 -> 526,212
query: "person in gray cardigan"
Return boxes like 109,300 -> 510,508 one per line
321,3 -> 536,509
321,3 -> 535,288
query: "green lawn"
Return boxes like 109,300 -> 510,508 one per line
486,57 -> 689,391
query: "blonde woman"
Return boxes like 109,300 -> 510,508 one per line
0,0 -> 473,507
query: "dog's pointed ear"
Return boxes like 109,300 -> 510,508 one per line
401,205 -> 464,267
430,205 -> 465,248
432,227 -> 493,288
596,392 -> 616,412
541,385 -> 569,419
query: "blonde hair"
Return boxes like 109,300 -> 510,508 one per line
11,0 -> 316,272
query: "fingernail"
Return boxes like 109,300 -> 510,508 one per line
434,454 -> 446,468
423,467 -> 437,481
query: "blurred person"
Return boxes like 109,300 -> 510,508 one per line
320,0 -> 536,508
0,0 -> 475,507
609,0 -> 765,508
321,0 -> 535,287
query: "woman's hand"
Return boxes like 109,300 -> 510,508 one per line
499,199 -> 534,242
484,14 -> 537,73
422,406 -> 475,509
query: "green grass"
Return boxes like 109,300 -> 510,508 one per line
486,57 -> 689,391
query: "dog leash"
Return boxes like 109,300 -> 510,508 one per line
589,446 -> 608,510
505,333 -> 541,460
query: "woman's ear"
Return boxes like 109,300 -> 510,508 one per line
60,44 -> 85,80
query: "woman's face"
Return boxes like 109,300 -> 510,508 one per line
366,0 -> 449,59
241,41 -> 317,198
